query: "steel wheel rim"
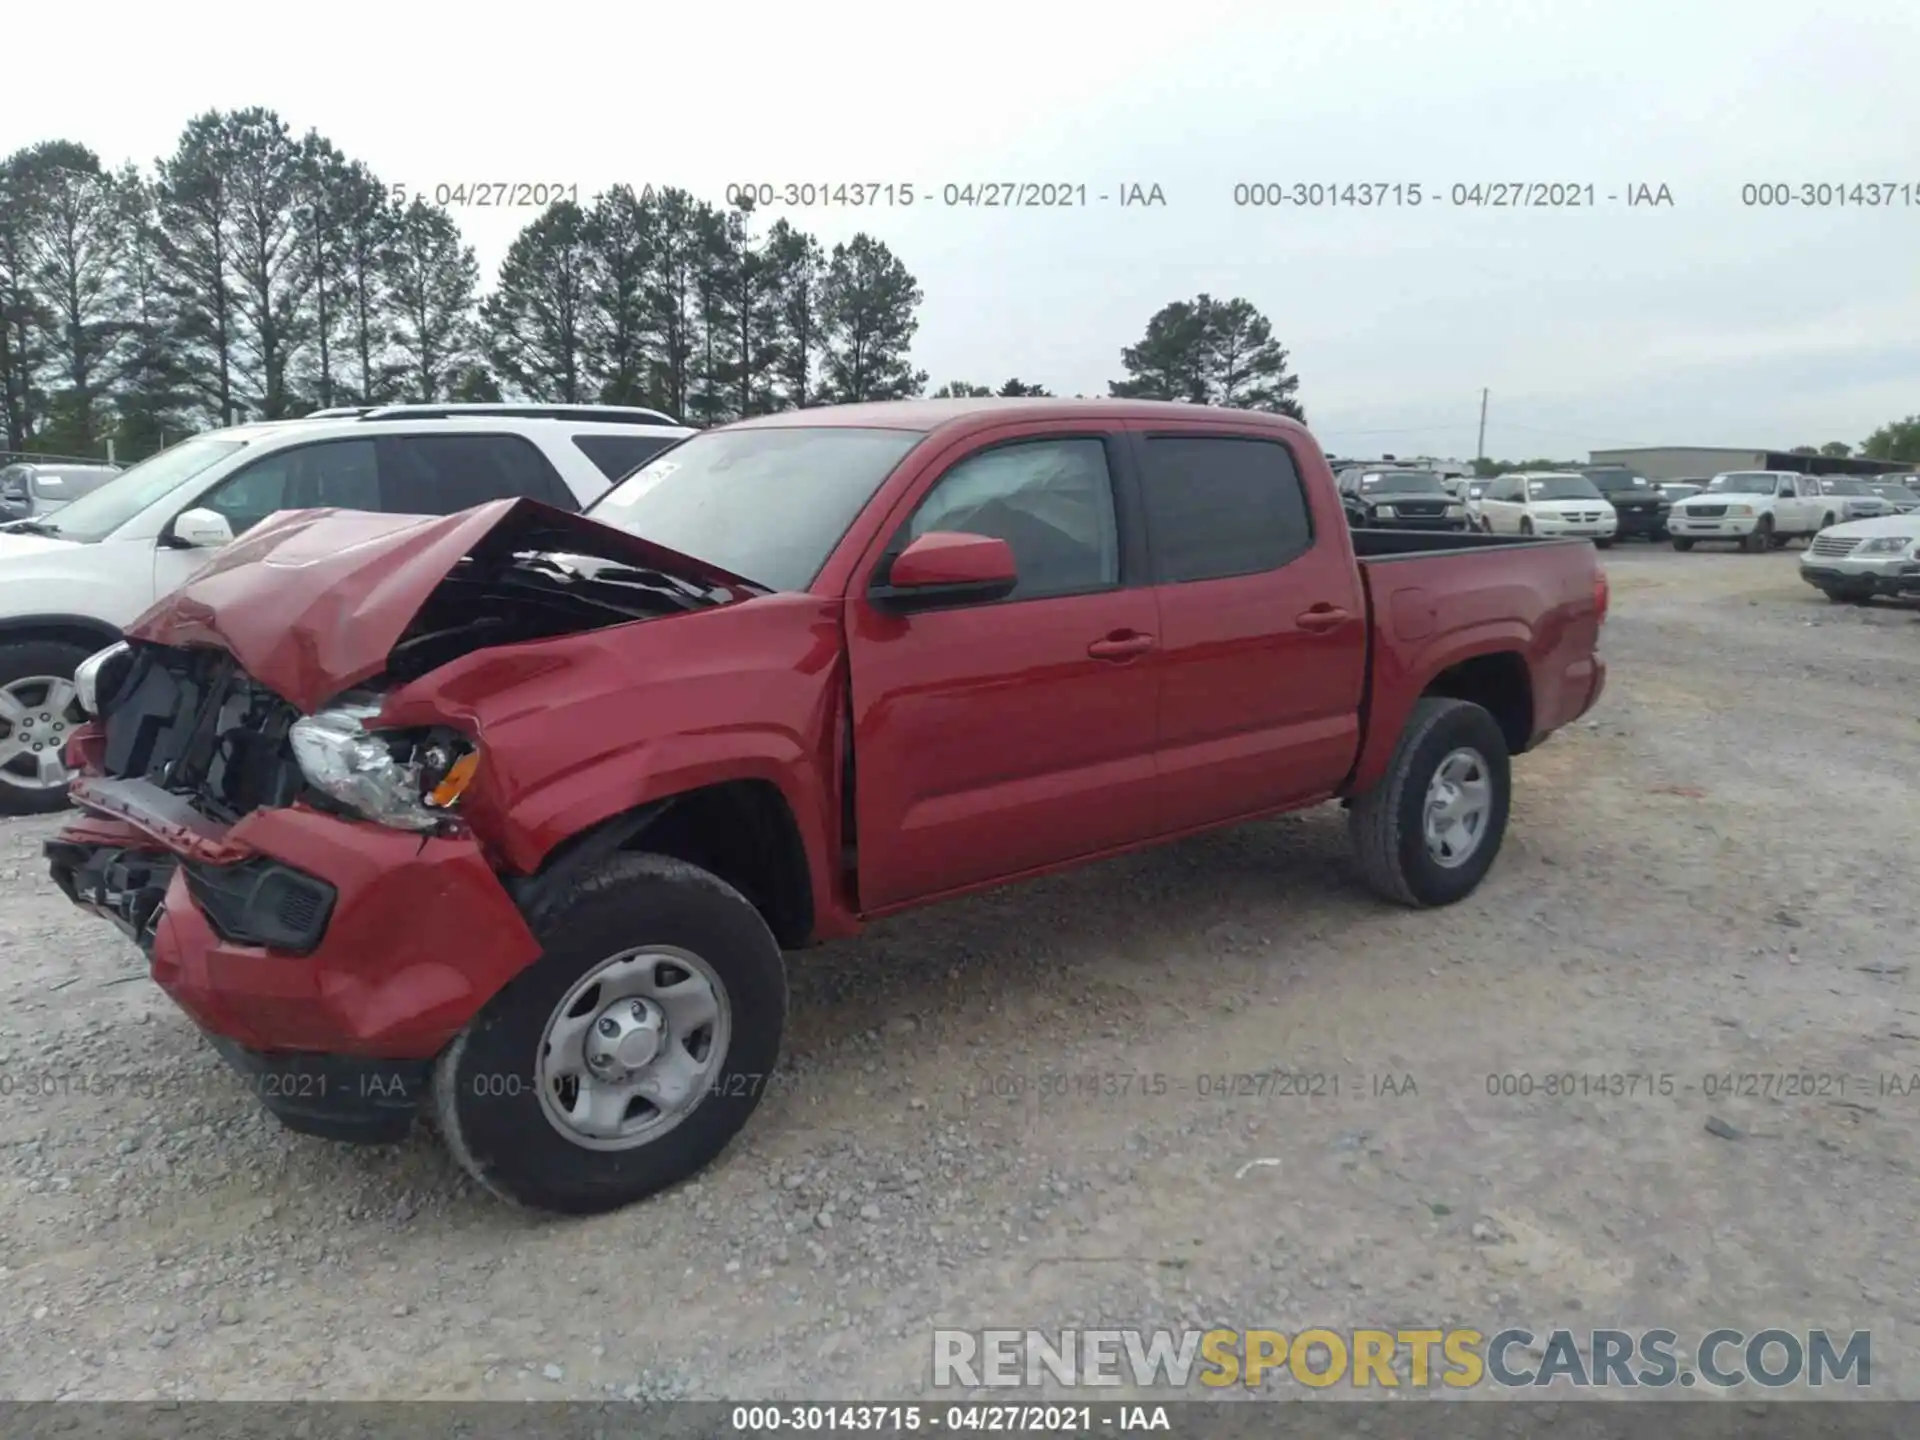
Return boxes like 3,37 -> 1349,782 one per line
1422,747 -> 1493,869
0,675 -> 81,790
535,944 -> 732,1151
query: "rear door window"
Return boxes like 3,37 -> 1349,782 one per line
375,434 -> 574,512
1137,435 -> 1314,583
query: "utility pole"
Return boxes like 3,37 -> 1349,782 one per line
1476,388 -> 1489,462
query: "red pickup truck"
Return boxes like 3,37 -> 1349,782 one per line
46,399 -> 1607,1214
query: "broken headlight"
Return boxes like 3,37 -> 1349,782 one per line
288,699 -> 480,832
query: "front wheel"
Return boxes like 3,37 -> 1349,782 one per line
1595,537 -> 1615,549
1742,518 -> 1774,554
1348,697 -> 1512,908
432,852 -> 788,1215
0,639 -> 93,816
1671,537 -> 1695,551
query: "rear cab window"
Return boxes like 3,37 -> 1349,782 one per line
1136,434 -> 1314,582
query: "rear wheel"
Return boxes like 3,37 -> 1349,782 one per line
432,852 -> 788,1215
0,639 -> 91,816
1348,697 -> 1512,908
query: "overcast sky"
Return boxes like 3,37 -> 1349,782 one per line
10,0 -> 1918,460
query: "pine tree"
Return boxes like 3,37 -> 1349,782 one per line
818,235 -> 926,403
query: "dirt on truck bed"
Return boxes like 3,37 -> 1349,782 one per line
1,543 -> 1915,1402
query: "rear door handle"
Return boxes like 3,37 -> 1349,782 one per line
1088,632 -> 1156,660
1295,606 -> 1350,633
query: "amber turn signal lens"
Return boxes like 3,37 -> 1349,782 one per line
426,751 -> 480,808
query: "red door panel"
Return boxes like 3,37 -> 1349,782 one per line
1151,562 -> 1367,832
846,588 -> 1162,911
1131,425 -> 1368,834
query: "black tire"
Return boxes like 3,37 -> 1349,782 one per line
1594,538 -> 1614,549
1348,696 -> 1512,908
431,852 -> 788,1215
0,638 -> 92,816
1741,517 -> 1773,554
1671,538 -> 1695,552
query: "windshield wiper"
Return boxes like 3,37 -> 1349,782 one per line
1,517 -> 62,537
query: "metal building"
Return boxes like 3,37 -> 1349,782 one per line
1587,445 -> 1918,481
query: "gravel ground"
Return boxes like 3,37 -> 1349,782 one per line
1,543 -> 1915,1403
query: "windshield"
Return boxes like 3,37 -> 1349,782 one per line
1708,473 -> 1780,495
22,437 -> 247,542
29,467 -> 120,499
1583,470 -> 1650,492
1359,470 -> 1447,494
1819,479 -> 1871,496
1525,475 -> 1603,501
586,426 -> 927,590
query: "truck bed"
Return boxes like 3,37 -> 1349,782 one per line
1339,526 -> 1607,797
1347,527 -> 1588,559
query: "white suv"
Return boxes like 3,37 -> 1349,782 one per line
1666,471 -> 1835,552
0,403 -> 692,814
1470,471 -> 1619,545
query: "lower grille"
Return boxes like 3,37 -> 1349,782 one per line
183,858 -> 337,954
1808,536 -> 1862,559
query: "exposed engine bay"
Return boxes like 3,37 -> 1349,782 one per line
385,514 -> 760,682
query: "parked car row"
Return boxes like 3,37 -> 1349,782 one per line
26,397 -> 1610,1215
1666,471 -> 1919,553
1336,463 -> 1920,601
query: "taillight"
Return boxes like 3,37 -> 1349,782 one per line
1593,568 -> 1610,624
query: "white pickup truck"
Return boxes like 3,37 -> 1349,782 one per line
1665,471 -> 1837,552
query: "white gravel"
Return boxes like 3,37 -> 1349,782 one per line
1,544 -> 1915,1401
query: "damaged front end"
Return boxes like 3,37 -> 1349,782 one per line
48,498 -> 765,1058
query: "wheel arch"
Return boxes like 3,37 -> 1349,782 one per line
506,779 -> 817,950
0,614 -> 123,657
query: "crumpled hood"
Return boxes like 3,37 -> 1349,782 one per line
125,498 -> 764,713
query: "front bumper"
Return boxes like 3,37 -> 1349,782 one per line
1356,513 -> 1471,531
1534,520 -> 1619,540
1612,507 -> 1668,537
1799,556 -> 1920,596
48,775 -> 545,1132
1669,512 -> 1759,537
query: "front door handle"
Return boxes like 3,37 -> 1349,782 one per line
1295,605 -> 1350,633
1088,632 -> 1156,660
